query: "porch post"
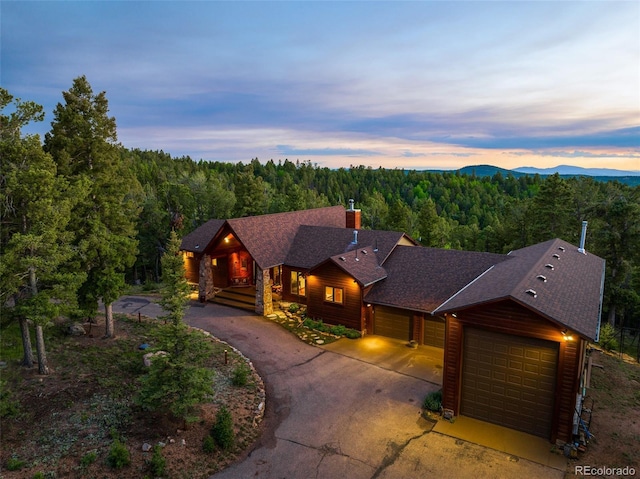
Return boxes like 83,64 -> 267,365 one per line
255,267 -> 273,315
199,254 -> 215,302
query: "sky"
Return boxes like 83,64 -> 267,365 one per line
2,1 -> 639,171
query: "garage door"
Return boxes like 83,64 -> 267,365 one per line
374,306 -> 411,341
424,317 -> 445,348
461,328 -> 558,438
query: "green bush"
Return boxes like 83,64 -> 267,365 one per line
149,445 -> 166,476
231,363 -> 250,386
211,405 -> 234,450
80,451 -> 97,467
288,303 -> 300,314
329,325 -> 347,336
344,329 -> 361,339
598,323 -> 619,351
106,438 -> 131,469
6,455 -> 25,471
423,390 -> 443,412
203,435 -> 215,453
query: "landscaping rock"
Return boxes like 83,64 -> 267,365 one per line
143,351 -> 168,367
67,322 -> 86,336
142,443 -> 152,452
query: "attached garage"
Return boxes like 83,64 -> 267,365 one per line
461,328 -> 558,438
374,305 -> 411,341
424,317 -> 446,348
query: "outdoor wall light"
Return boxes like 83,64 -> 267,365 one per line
561,329 -> 574,341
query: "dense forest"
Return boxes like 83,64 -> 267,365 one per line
2,78 -> 640,368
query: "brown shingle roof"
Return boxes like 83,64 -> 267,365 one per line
180,219 -> 226,253
227,205 -> 346,269
365,246 -> 508,313
285,226 -> 411,269
434,239 -> 606,340
313,247 -> 388,287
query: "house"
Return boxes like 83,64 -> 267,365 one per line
180,204 -> 605,444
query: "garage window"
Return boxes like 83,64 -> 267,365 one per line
324,286 -> 343,304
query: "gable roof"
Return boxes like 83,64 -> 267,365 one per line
312,247 -> 388,287
226,205 -> 346,269
181,219 -> 226,253
285,225 -> 412,270
365,245 -> 508,313
434,238 -> 606,340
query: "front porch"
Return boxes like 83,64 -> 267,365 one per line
209,286 -> 282,312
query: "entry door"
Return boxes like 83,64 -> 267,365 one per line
461,328 -> 558,438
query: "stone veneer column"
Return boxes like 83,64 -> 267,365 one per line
199,254 -> 215,302
255,267 -> 273,315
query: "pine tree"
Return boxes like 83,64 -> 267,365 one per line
44,76 -> 141,338
0,88 -> 85,374
136,230 -> 214,424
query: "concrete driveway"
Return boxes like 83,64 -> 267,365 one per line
111,297 -> 566,479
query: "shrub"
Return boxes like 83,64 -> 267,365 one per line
598,323 -> 619,351
423,390 -> 443,412
203,435 -> 215,453
0,378 -> 20,418
106,438 -> 131,469
80,451 -> 97,467
231,363 -> 250,386
288,303 -> 300,314
211,405 -> 234,450
344,329 -> 361,339
32,473 -> 45,479
149,445 -> 166,476
6,455 -> 24,471
329,325 -> 347,336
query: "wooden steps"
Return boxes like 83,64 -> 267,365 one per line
211,287 -> 256,311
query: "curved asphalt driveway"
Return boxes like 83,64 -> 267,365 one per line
112,297 -> 564,479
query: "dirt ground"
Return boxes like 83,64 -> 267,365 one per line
0,314 -> 265,479
567,347 -> 640,478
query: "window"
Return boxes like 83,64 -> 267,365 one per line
324,286 -> 343,304
290,271 -> 306,296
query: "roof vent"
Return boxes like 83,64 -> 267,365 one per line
552,253 -> 560,259
339,256 -> 346,261
558,246 -> 565,252
195,244 -> 200,249
361,249 -> 368,255
537,275 -> 547,282
525,289 -> 537,298
348,198 -> 355,211
545,264 -> 554,270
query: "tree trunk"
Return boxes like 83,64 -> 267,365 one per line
19,316 -> 34,368
35,324 -> 50,375
608,304 -> 617,327
104,302 -> 115,338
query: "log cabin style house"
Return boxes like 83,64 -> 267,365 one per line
180,203 -> 605,445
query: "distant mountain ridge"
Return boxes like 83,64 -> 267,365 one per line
449,164 -> 640,186
514,164 -> 640,177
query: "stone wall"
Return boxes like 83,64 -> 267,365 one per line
199,254 -> 215,301
255,267 -> 273,315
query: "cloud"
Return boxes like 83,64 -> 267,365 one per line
276,145 -> 382,157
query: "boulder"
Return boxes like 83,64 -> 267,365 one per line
67,323 -> 86,336
143,351 -> 168,367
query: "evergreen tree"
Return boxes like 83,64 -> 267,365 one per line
0,88 -> 85,373
136,230 -> 214,424
44,76 -> 141,337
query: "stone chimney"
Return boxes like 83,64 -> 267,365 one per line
346,199 -> 361,230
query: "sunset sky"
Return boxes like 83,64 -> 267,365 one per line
2,1 -> 639,171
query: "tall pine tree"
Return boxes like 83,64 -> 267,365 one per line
44,76 -> 141,338
1,88 -> 85,374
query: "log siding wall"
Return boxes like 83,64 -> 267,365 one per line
307,263 -> 363,331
